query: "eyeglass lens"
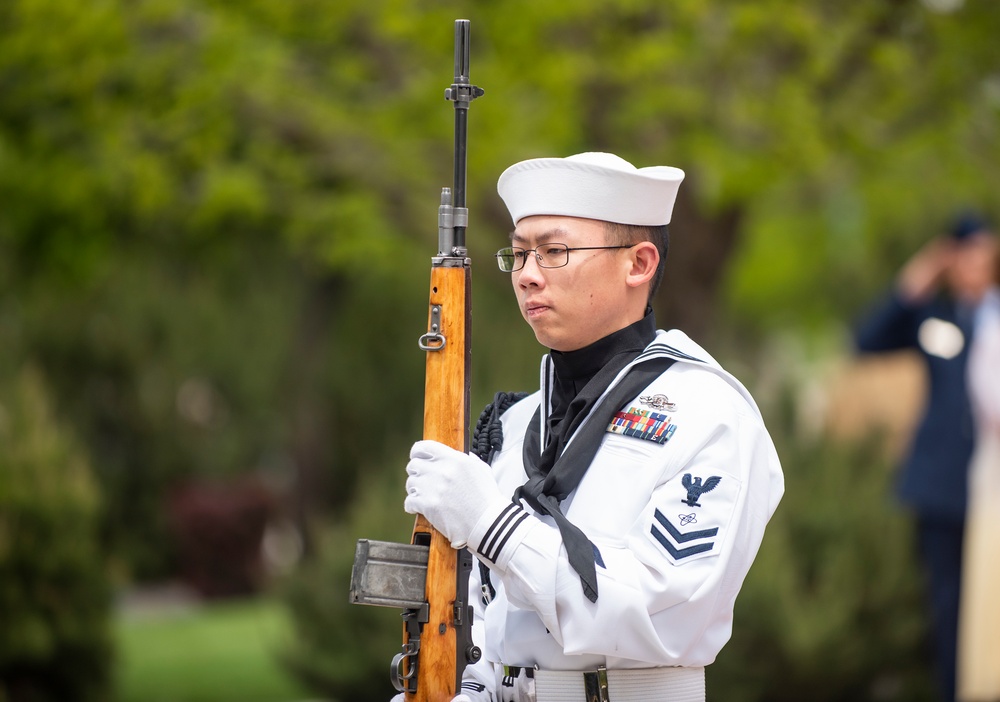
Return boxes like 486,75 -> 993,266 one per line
495,244 -> 569,272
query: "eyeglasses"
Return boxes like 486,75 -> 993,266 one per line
494,243 -> 636,272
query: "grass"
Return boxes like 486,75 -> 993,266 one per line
114,596 -> 313,702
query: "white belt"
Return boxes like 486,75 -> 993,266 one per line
513,665 -> 705,702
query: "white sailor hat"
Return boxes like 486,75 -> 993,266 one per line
496,151 -> 685,227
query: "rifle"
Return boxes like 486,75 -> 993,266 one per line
350,19 -> 485,702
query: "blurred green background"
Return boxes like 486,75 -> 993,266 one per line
1,0 -> 998,700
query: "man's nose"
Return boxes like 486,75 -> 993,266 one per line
516,251 -> 545,284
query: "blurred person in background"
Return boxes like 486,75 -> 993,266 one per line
854,213 -> 998,702
957,238 -> 1000,702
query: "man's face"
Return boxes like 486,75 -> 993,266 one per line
947,233 -> 998,303
510,215 -> 638,352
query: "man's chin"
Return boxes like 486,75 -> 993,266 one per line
534,332 -> 574,353
530,327 -> 559,351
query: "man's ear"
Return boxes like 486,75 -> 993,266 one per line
626,241 -> 659,289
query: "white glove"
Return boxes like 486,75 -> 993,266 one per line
404,440 -> 507,549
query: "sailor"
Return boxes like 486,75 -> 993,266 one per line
403,152 -> 785,702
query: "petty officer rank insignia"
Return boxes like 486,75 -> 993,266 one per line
645,471 -> 741,565
607,406 -> 677,444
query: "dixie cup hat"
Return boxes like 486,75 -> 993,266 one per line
497,152 -> 685,227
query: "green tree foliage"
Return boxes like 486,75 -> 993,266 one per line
0,0 -> 438,578
0,368 -> 113,702
2,0 -> 999,696
471,0 -> 1000,336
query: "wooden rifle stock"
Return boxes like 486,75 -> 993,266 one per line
403,19 -> 484,702
406,262 -> 473,702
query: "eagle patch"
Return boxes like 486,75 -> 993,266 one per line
681,473 -> 722,507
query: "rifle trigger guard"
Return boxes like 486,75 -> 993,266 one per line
390,642 -> 419,693
418,305 -> 446,351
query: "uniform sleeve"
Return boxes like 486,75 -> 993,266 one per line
854,289 -> 921,354
465,378 -> 783,666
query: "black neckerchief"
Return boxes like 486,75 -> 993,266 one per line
516,310 -> 672,602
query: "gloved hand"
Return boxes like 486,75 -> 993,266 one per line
404,440 -> 507,549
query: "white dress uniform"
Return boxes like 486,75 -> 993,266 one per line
459,329 -> 785,702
